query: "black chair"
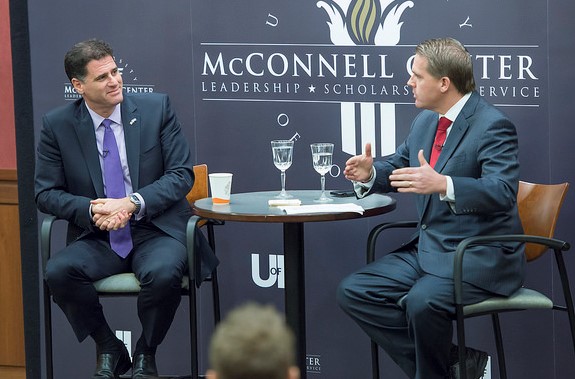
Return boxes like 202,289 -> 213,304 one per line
367,181 -> 574,379
41,164 -> 221,379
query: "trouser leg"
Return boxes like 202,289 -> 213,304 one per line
131,232 -> 187,349
45,237 -> 128,342
337,250 -> 421,378
337,250 -> 492,379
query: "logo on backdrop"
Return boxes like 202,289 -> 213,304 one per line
199,0 -> 542,157
63,57 -> 155,101
251,253 -> 285,288
317,0 -> 413,156
306,354 -> 322,374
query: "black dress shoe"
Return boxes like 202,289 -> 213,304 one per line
132,353 -> 159,379
449,346 -> 488,379
93,344 -> 131,379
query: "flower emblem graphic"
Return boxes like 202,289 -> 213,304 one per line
317,0 -> 414,157
317,0 -> 414,46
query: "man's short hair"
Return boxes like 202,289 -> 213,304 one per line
209,302 -> 296,379
64,39 -> 114,82
416,37 -> 476,94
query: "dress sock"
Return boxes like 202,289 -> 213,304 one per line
91,323 -> 123,354
134,334 -> 157,356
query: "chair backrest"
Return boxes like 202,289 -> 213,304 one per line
187,164 -> 209,204
517,180 -> 569,261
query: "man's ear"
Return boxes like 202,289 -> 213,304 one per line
205,369 -> 217,379
71,78 -> 84,95
439,76 -> 451,93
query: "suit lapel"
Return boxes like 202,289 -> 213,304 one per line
420,92 -> 479,214
121,96 -> 141,190
432,93 -> 479,173
74,103 -> 105,197
420,115 -> 440,213
431,118 -> 469,173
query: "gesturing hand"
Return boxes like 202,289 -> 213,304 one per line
344,143 -> 374,183
389,150 -> 447,195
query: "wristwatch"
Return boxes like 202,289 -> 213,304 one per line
129,194 -> 141,214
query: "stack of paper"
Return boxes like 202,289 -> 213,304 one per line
278,203 -> 364,215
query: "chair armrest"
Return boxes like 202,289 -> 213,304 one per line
453,234 -> 570,304
40,215 -> 58,270
367,221 -> 418,263
196,218 -> 224,229
186,215 -> 202,286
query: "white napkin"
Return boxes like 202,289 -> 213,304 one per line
278,203 -> 364,215
268,199 -> 302,207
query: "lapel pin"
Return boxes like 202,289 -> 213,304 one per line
130,118 -> 137,125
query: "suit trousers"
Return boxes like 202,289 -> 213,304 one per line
45,222 -> 187,347
337,247 -> 493,379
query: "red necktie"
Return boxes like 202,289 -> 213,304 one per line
429,116 -> 452,168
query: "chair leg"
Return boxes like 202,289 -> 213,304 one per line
189,280 -> 199,379
554,249 -> 575,354
211,268 -> 221,324
491,314 -> 507,379
456,307 -> 468,379
207,224 -> 221,324
44,282 -> 54,379
371,340 -> 379,379
491,313 -> 507,379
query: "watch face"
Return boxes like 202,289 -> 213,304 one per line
130,195 -> 141,211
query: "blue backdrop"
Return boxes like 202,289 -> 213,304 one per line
25,1 -> 575,378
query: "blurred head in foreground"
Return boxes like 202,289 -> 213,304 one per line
206,302 -> 300,379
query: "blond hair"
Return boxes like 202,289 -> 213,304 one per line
209,302 -> 296,379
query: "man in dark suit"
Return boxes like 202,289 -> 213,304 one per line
35,39 -> 217,379
337,38 -> 525,379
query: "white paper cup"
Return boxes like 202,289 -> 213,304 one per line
209,173 -> 233,204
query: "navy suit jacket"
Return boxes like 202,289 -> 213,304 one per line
371,92 -> 525,296
35,93 -> 217,283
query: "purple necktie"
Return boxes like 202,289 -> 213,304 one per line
102,119 -> 133,258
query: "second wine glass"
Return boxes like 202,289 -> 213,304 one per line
310,143 -> 335,202
271,140 -> 294,198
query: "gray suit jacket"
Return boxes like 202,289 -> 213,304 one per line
371,91 -> 525,296
35,93 -> 217,283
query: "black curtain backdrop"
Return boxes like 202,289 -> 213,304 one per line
10,0 -> 40,378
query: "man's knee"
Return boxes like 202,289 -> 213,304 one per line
45,257 -> 73,290
138,260 -> 184,292
404,288 -> 449,322
336,274 -> 359,312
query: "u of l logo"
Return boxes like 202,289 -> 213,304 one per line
251,253 -> 285,288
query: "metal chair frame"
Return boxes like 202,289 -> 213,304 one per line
41,164 -> 221,379
367,181 -> 574,379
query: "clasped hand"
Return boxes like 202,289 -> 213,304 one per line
344,143 -> 447,195
91,197 -> 133,231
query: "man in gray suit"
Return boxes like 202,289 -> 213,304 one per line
35,39 -> 217,379
338,38 -> 525,379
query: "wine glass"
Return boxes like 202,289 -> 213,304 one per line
271,140 -> 294,198
310,143 -> 337,202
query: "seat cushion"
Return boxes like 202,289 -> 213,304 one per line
93,273 -> 190,293
94,273 -> 142,293
463,288 -> 553,316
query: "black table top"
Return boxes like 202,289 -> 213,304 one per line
192,190 -> 396,223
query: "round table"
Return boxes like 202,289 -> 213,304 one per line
193,190 -> 396,378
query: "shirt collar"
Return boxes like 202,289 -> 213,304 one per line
441,92 -> 472,123
85,103 -> 123,130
